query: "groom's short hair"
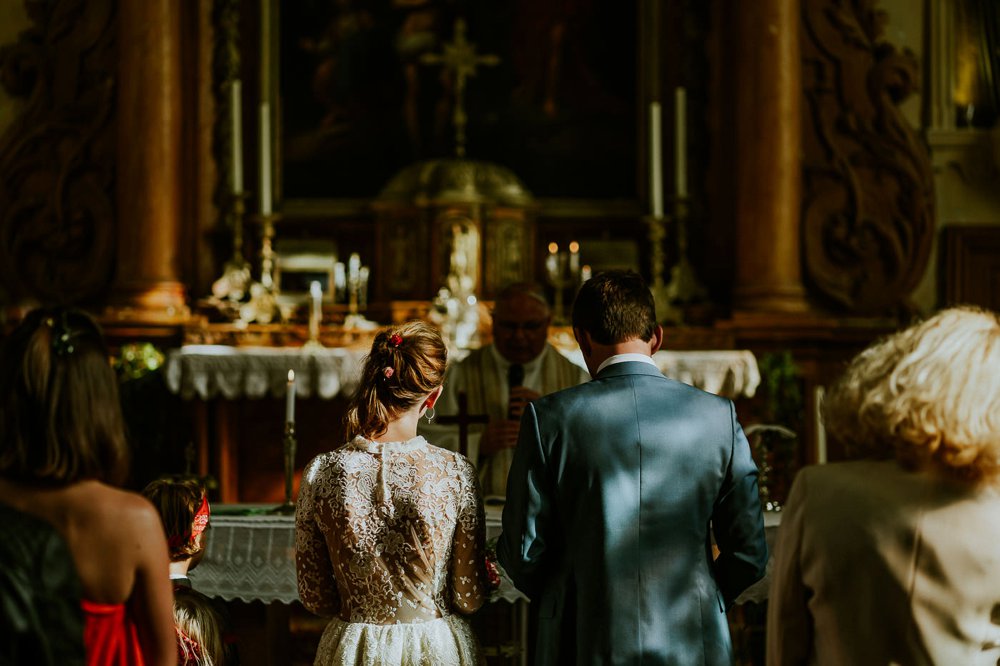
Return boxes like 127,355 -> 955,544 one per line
572,270 -> 657,344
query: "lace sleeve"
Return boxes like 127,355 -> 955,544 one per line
449,457 -> 488,615
295,456 -> 341,616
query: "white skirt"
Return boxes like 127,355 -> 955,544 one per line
314,614 -> 483,666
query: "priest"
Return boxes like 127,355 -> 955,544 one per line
420,282 -> 589,496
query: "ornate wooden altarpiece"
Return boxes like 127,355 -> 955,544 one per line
0,0 -> 947,496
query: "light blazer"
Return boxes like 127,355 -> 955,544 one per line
498,360 -> 768,665
767,460 -> 1000,665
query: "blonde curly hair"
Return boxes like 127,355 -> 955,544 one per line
822,306 -> 1000,483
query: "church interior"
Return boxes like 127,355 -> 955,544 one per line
1,0 -> 999,664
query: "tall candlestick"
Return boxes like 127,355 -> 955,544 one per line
674,87 -> 687,199
348,253 -> 361,313
259,102 -> 272,215
569,241 -> 580,275
286,369 -> 296,424
649,101 -> 663,217
231,80 -> 244,193
546,242 -> 559,280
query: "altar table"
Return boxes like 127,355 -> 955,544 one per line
165,345 -> 761,401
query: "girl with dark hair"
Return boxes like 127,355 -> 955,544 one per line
0,307 -> 177,666
295,320 -> 488,665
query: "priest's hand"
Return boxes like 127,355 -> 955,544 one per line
508,386 -> 541,421
480,419 -> 521,456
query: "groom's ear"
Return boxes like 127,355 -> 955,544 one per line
649,324 -> 664,355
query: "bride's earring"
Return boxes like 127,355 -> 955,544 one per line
425,407 -> 436,423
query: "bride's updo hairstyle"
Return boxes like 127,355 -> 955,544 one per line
346,320 -> 447,440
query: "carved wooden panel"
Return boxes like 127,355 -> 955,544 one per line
0,0 -> 117,306
942,225 -> 1000,311
800,0 -> 934,315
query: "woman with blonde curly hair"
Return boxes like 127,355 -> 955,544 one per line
295,320 -> 488,665
767,306 -> 1000,665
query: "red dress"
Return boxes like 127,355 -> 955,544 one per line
82,599 -> 144,666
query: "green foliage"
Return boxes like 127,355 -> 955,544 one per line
759,351 -> 803,431
751,351 -> 805,507
114,342 -> 165,381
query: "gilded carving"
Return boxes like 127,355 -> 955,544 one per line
0,0 -> 117,306
801,0 -> 934,314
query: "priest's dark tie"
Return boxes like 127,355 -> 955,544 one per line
507,363 -> 525,420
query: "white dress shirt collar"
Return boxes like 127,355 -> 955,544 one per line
596,352 -> 657,375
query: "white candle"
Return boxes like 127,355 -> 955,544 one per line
674,87 -> 687,198
348,253 -> 361,285
569,241 -> 580,275
259,102 -> 272,215
333,262 -> 346,302
231,80 -> 244,193
286,369 -> 296,425
310,279 -> 322,312
649,101 -> 663,217
359,266 -> 370,309
581,265 -> 592,282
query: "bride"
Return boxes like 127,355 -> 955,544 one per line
295,321 -> 488,665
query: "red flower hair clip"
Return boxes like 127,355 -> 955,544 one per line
389,333 -> 403,347
383,367 -> 394,379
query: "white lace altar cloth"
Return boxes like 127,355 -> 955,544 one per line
191,512 -> 298,603
164,345 -> 367,400
189,505 -> 504,605
165,345 -> 759,401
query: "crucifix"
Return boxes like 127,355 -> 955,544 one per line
420,18 -> 500,158
434,392 -> 489,459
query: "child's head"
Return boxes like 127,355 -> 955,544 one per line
142,478 -> 210,561
174,587 -> 225,666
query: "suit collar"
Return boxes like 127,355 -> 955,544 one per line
595,360 -> 664,380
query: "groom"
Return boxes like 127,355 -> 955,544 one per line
498,270 -> 768,665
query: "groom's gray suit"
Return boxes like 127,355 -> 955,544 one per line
498,359 -> 768,665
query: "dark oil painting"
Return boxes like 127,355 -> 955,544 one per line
280,0 -> 637,200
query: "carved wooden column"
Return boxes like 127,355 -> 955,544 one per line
110,0 -> 188,319
732,0 -> 809,313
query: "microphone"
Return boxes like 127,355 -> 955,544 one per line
507,364 -> 525,420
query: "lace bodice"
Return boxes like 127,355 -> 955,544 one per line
295,435 -> 488,625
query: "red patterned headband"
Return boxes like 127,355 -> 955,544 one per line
167,493 -> 210,550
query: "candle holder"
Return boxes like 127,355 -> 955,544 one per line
271,421 -> 297,515
644,213 -> 682,325
544,246 -> 581,326
343,253 -> 376,330
237,213 -> 282,325
663,197 -> 708,313
211,192 -> 253,303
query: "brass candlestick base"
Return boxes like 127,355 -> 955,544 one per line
271,422 -> 297,515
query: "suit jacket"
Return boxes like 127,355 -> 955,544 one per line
767,460 -> 1000,666
498,360 -> 768,665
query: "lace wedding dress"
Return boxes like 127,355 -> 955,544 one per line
296,435 -> 487,665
